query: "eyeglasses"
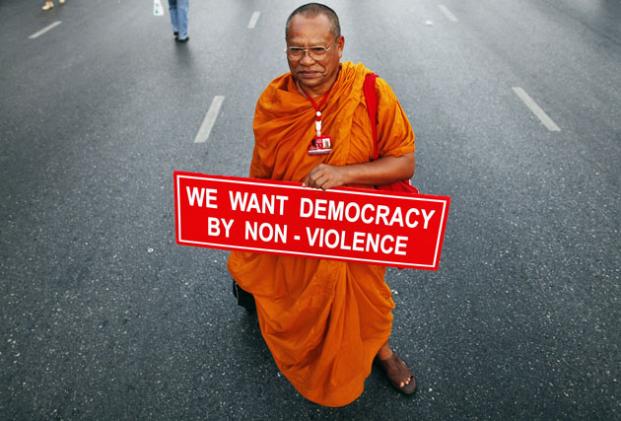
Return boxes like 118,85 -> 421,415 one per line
285,43 -> 335,60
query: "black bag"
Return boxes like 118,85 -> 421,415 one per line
232,281 -> 256,313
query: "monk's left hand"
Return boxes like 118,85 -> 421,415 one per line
302,164 -> 349,190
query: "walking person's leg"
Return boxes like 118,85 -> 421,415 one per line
175,0 -> 189,42
167,0 -> 180,38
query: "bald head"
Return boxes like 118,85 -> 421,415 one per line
285,3 -> 341,40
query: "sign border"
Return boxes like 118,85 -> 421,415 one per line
174,171 -> 450,270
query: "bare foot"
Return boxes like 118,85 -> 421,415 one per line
376,345 -> 416,394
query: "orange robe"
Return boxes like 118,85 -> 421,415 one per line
227,62 -> 415,407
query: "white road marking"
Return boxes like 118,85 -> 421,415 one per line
153,0 -> 164,16
28,21 -> 62,39
248,11 -> 261,29
438,5 -> 458,22
194,96 -> 225,143
512,87 -> 561,132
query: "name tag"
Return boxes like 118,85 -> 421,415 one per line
308,136 -> 332,155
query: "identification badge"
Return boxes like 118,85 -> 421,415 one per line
308,136 -> 332,155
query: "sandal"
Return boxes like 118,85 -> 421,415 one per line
375,352 -> 417,395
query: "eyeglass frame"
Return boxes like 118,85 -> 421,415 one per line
284,40 -> 339,61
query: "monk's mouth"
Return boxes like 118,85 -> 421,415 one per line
297,71 -> 322,79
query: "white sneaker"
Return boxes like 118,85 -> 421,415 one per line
59,0 -> 65,4
42,2 -> 54,10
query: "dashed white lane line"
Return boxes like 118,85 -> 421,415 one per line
248,11 -> 261,29
512,87 -> 561,132
438,5 -> 458,22
28,21 -> 62,39
153,0 -> 164,16
194,96 -> 225,143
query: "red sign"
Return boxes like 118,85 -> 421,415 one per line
174,171 -> 450,270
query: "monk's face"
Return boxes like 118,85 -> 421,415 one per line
286,14 -> 344,95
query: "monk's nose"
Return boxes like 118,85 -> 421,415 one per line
299,52 -> 316,65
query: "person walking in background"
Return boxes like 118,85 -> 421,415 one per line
42,0 -> 64,11
167,0 -> 189,43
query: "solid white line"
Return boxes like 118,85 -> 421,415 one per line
29,21 -> 62,39
512,87 -> 561,132
438,5 -> 458,22
194,96 -> 225,143
248,11 -> 261,29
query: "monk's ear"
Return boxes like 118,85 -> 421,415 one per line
337,36 -> 345,58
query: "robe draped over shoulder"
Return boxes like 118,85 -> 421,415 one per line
227,62 -> 415,407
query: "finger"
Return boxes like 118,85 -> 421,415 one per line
321,175 -> 343,190
315,174 -> 331,189
309,168 -> 327,182
306,176 -> 324,189
308,163 -> 326,177
303,172 -> 320,187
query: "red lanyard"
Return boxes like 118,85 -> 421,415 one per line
298,82 -> 334,137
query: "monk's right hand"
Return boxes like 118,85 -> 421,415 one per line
302,164 -> 349,190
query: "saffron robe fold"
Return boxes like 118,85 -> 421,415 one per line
227,62 -> 415,407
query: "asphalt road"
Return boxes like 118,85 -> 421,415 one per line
1,0 -> 620,419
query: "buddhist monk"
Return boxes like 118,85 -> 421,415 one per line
228,2 -> 417,407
